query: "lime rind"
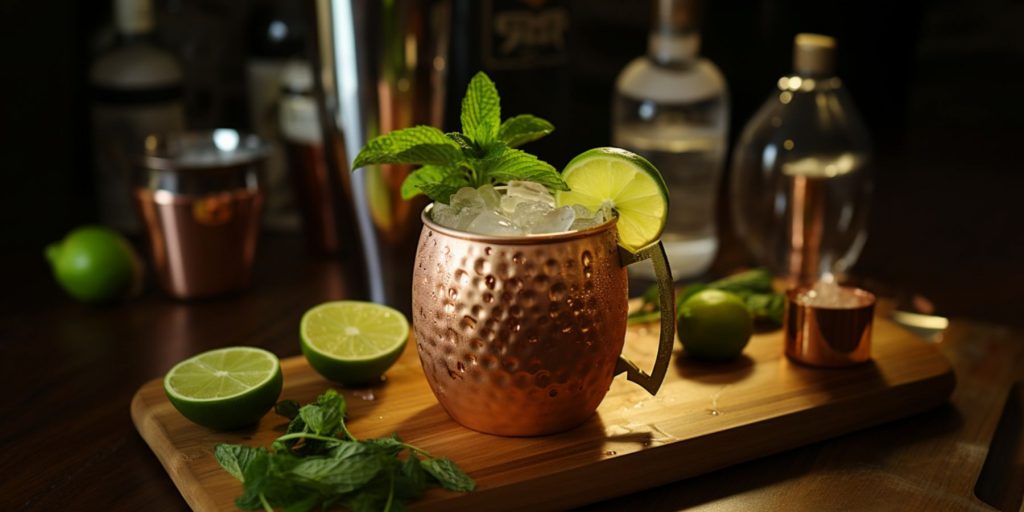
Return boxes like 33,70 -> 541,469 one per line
163,346 -> 280,403
301,301 -> 409,363
557,148 -> 668,251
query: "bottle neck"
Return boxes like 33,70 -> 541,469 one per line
647,0 -> 701,66
648,30 -> 700,66
114,0 -> 155,38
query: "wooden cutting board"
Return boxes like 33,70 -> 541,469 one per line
132,316 -> 954,511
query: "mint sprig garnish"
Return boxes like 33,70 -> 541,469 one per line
215,389 -> 474,511
352,71 -> 565,204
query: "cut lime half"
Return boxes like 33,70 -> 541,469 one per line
163,346 -> 282,430
556,147 -> 669,252
300,301 -> 409,386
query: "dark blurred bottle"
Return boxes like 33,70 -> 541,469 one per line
246,0 -> 307,231
730,34 -> 872,285
279,61 -> 352,257
446,0 -> 573,164
91,0 -> 186,232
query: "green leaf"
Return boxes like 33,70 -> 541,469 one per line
485,148 -> 568,191
419,175 -> 470,204
363,434 -> 406,458
281,495 -> 319,512
291,443 -> 386,494
498,114 -> 554,148
422,458 -> 476,492
215,444 -> 266,482
396,456 -> 428,500
275,399 -> 300,420
445,132 -> 476,152
400,165 -> 450,200
352,126 -> 463,169
460,72 -> 501,146
707,269 -> 774,294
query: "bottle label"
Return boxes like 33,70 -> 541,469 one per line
280,94 -> 322,145
482,0 -> 569,69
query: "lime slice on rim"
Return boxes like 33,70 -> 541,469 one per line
300,301 -> 409,386
163,346 -> 282,430
556,147 -> 669,252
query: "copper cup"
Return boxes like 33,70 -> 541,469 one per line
134,130 -> 268,299
784,285 -> 876,367
412,206 -> 676,436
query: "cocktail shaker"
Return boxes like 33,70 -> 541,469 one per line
134,129 -> 269,299
309,0 -> 451,310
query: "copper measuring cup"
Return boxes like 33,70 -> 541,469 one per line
412,206 -> 675,436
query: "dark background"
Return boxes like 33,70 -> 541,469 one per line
1,0 -> 1022,325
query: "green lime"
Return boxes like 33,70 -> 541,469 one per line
45,225 -> 143,303
555,147 -> 669,252
678,289 -> 754,361
300,301 -> 409,386
163,346 -> 283,430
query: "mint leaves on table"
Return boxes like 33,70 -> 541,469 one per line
628,268 -> 786,326
214,389 -> 475,512
352,71 -> 566,204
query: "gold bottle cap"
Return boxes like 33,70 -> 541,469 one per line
793,33 -> 836,76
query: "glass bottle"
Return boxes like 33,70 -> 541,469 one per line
90,0 -> 186,232
730,34 -> 872,285
612,0 -> 729,280
245,0 -> 308,231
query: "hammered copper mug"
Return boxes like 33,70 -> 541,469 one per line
412,205 -> 676,436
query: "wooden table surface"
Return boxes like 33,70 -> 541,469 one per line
2,234 -> 1022,511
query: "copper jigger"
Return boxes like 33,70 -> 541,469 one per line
412,206 -> 676,436
134,130 -> 268,299
784,284 -> 876,367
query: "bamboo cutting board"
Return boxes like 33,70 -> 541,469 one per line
132,316 -> 954,511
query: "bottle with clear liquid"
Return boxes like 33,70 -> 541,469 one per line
612,0 -> 729,280
730,34 -> 872,285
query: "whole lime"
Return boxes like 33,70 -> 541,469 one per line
45,226 -> 142,303
677,289 -> 754,361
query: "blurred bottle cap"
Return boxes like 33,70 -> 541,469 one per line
793,33 -> 836,76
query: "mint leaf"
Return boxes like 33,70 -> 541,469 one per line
400,165 -> 450,200
299,403 -> 336,437
460,72 -> 501,146
422,458 -> 476,492
419,177 -> 470,204
498,114 -> 554,148
220,389 -> 474,511
485,148 -> 568,191
396,455 -> 428,500
215,444 -> 265,482
275,399 -> 300,419
446,132 -> 475,152
353,126 -> 463,169
292,444 -> 385,494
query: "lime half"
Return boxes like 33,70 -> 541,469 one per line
163,346 -> 282,430
300,301 -> 409,386
556,147 -> 669,252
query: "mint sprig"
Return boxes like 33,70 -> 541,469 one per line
352,71 -> 566,204
215,389 -> 475,511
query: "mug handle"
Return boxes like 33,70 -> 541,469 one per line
614,241 -> 675,395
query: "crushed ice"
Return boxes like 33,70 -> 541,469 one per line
431,181 -> 610,236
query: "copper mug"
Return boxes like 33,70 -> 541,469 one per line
412,205 -> 676,436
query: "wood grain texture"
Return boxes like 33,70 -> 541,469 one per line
131,316 -> 953,511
